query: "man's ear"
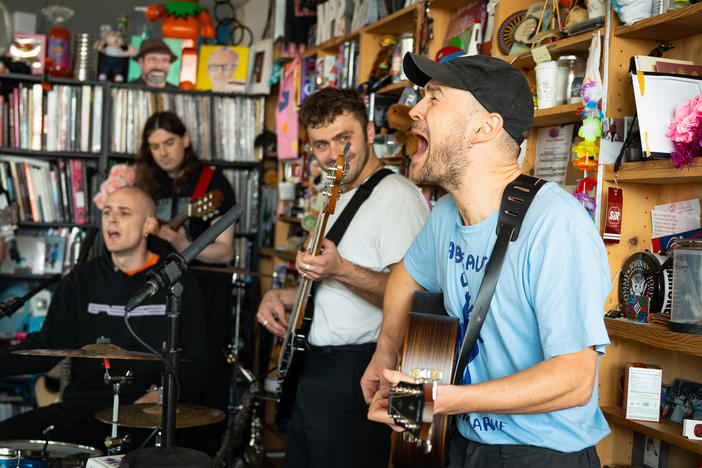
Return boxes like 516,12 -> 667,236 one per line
183,132 -> 191,149
472,113 -> 504,144
143,216 -> 158,237
366,120 -> 375,144
138,57 -> 145,70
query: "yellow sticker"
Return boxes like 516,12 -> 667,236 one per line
531,46 -> 551,64
637,71 -> 645,96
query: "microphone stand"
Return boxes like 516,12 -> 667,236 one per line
121,205 -> 243,468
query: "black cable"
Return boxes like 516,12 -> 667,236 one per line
122,309 -> 181,404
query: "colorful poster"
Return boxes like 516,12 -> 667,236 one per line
276,59 -> 299,160
126,36 -> 182,87
196,45 -> 249,93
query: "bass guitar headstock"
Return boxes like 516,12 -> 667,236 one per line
322,142 -> 350,215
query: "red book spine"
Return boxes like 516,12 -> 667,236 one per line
69,159 -> 86,224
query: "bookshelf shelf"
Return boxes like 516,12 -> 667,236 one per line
0,148 -> 100,160
601,406 -> 702,454
532,102 -> 583,127
602,160 -> 702,184
260,246 -> 298,262
107,153 -> 261,169
363,4 -> 420,35
19,221 -> 86,229
500,28 -> 604,69
605,318 -> 702,358
614,3 -> 702,40
278,216 -> 301,224
0,273 -> 57,281
377,80 -> 411,95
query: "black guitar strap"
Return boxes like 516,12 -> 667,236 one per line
325,168 -> 395,245
452,174 -> 546,385
307,168 -> 394,300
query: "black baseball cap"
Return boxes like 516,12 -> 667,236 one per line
403,52 -> 533,145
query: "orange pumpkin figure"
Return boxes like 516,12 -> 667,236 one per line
145,0 -> 215,89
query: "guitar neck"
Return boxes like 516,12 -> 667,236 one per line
167,210 -> 188,230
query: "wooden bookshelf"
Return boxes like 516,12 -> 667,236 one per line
532,102 -> 583,127
260,246 -> 298,262
601,406 -> 702,455
0,147 -> 100,160
602,159 -> 702,184
376,80 -> 412,95
503,28 -> 604,69
605,318 -> 702,358
363,3 -> 421,36
614,3 -> 702,40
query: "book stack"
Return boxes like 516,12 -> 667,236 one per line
0,155 -> 91,224
0,83 -> 102,153
109,86 -> 264,162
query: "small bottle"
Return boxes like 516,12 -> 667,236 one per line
390,45 -> 402,83
42,6 -> 75,78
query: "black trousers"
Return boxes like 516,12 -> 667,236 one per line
447,430 -> 601,468
283,343 -> 391,468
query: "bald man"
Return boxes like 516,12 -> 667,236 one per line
0,186 -> 208,451
207,47 -> 244,92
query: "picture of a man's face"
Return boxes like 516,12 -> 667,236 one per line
138,52 -> 172,87
207,48 -> 241,92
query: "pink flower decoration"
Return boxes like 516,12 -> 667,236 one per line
92,163 -> 136,209
668,95 -> 702,143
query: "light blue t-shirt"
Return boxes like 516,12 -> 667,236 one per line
404,182 -> 611,452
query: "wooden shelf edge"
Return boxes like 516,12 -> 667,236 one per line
601,406 -> 702,455
260,247 -> 299,262
605,318 -> 702,358
602,159 -> 702,184
533,102 -> 583,127
376,80 -> 411,95
500,28 -> 604,69
614,3 -> 702,40
362,3 -> 421,35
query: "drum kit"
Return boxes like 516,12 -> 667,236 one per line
2,343 -> 227,467
1,264 -> 270,467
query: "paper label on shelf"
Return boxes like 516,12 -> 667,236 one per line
531,46 -> 551,64
625,366 -> 662,422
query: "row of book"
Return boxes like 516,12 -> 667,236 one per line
0,83 -> 103,154
110,87 -> 264,162
0,226 -> 86,276
301,40 -> 359,101
0,155 -> 92,225
223,168 -> 260,234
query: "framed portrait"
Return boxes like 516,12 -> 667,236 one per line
196,45 -> 249,93
247,39 -> 273,95
126,36 -> 182,87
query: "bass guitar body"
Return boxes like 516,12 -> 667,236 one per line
390,292 -> 458,468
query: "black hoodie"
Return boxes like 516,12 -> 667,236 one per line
0,235 -> 208,410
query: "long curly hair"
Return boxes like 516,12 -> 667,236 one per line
135,111 -> 202,198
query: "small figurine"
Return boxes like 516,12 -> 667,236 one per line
94,26 -> 137,82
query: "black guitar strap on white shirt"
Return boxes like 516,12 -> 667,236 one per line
452,174 -> 546,385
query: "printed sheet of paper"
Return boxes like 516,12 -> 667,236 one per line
533,125 -> 575,185
651,198 -> 701,237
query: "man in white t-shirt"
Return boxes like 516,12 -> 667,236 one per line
256,87 -> 429,468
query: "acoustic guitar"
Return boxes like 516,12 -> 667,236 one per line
34,357 -> 71,407
275,145 -> 349,420
388,291 -> 458,468
159,189 -> 224,231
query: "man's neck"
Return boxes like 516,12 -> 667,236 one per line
449,160 -> 523,226
345,152 -> 383,192
111,248 -> 153,272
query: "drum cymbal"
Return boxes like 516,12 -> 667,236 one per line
191,265 -> 274,278
95,403 -> 225,429
12,343 -> 159,360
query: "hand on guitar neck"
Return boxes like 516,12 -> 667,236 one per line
153,190 -> 224,252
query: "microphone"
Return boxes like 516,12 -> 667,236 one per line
125,204 -> 244,312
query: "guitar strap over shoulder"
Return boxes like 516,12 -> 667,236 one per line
192,165 -> 215,201
452,174 -> 546,385
325,168 -> 394,245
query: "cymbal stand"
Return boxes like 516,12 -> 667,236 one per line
103,366 -> 132,454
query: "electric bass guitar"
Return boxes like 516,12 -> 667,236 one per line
275,145 -> 349,420
388,291 -> 458,468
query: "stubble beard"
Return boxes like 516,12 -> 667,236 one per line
414,134 -> 470,192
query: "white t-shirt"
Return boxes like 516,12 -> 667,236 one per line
309,173 -> 430,346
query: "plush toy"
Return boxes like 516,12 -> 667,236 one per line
386,103 -> 418,157
369,35 -> 397,81
145,0 -> 216,89
93,26 -> 137,81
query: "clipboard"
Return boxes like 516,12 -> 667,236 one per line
631,72 -> 702,158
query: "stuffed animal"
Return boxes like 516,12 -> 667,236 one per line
94,26 -> 137,81
369,35 -> 397,81
386,103 -> 418,157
